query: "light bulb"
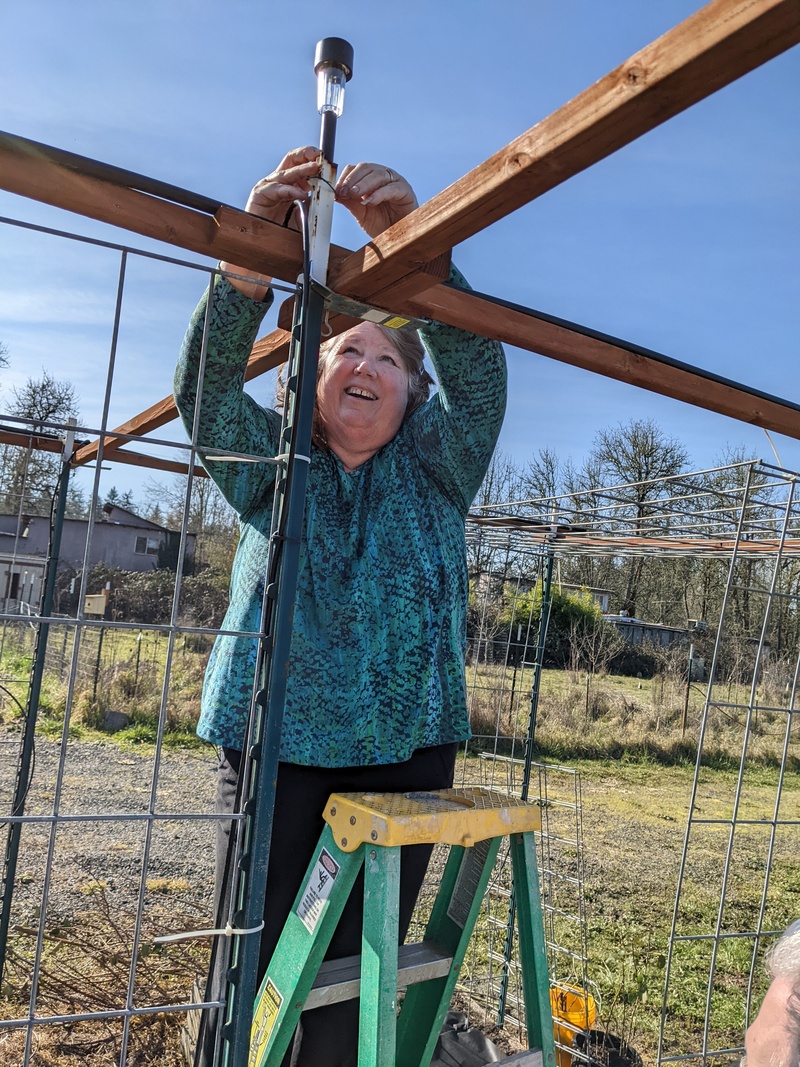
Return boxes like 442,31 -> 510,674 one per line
313,38 -> 353,118
317,65 -> 347,117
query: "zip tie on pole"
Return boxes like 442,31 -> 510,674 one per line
154,920 -> 265,945
274,452 -> 311,464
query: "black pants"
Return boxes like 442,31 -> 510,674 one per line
198,743 -> 457,1067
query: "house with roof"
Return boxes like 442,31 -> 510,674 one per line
0,504 -> 195,614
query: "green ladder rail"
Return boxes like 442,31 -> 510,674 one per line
249,787 -> 556,1067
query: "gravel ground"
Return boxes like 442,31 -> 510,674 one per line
0,727 -> 219,932
0,728 -> 224,1064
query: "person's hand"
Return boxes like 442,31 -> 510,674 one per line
243,146 -> 321,227
221,146 -> 320,300
335,163 -> 418,238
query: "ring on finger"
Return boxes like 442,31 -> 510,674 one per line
385,167 -> 395,182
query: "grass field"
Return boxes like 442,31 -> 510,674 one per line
0,629 -> 798,1063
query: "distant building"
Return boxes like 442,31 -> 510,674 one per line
603,612 -> 687,649
0,504 -> 195,614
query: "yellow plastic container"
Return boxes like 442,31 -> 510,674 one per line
550,985 -> 597,1067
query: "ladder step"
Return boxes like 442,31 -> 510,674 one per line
305,940 -> 453,1010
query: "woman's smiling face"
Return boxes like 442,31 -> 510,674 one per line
316,321 -> 410,469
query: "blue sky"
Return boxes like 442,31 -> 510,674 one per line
0,0 -> 798,502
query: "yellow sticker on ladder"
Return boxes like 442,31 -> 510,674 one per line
250,978 -> 283,1066
381,315 -> 411,329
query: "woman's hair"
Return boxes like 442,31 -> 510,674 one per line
768,922 -> 800,982
766,921 -> 800,1059
275,323 -> 433,449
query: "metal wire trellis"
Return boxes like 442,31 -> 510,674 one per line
657,468 -> 800,1065
464,461 -> 800,1064
2,207 -> 800,1065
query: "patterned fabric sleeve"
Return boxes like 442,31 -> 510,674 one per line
410,265 -> 508,512
173,275 -> 281,517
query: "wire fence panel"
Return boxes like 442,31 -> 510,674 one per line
2,211 -> 800,1066
0,216 -> 247,1066
658,469 -> 800,1066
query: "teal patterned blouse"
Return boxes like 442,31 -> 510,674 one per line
174,270 -> 506,767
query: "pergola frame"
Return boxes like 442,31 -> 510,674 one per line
0,0 -> 798,473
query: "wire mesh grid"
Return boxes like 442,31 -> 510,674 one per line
463,462 -> 800,1065
0,216 -> 261,1065
656,467 -> 800,1066
467,463 -> 800,560
2,210 -> 799,1064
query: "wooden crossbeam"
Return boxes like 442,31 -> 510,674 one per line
72,328 -> 291,467
0,132 -> 330,282
404,286 -> 800,439
0,428 -> 64,454
329,0 -> 800,298
95,447 -> 208,478
72,275 -> 800,475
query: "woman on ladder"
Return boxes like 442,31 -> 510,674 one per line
174,146 -> 507,1067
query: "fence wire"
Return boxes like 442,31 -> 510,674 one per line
658,467 -> 800,1066
1,211 -> 799,1066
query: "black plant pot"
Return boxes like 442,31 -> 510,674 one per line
571,1030 -> 643,1067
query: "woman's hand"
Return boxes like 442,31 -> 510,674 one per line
335,163 -> 418,238
221,146 -> 320,300
244,146 -> 320,226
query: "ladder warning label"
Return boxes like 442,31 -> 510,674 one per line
297,847 -> 340,934
250,978 -> 283,1066
447,837 -> 492,929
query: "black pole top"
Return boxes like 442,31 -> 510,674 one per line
314,37 -> 354,81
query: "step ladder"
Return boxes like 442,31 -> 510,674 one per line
249,787 -> 556,1067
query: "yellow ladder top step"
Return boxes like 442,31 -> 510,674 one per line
323,787 -> 542,852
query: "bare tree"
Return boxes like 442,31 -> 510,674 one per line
467,449 -> 525,584
0,371 -> 80,514
473,448 -> 524,508
521,447 -> 565,501
582,419 -> 689,617
568,614 -> 626,679
592,418 -> 689,490
143,473 -> 237,574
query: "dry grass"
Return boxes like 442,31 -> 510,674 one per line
468,664 -> 795,771
0,886 -> 208,1066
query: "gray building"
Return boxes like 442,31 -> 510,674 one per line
603,613 -> 687,649
0,505 -> 195,614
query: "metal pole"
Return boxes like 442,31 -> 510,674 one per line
522,546 -> 555,800
0,422 -> 74,986
497,544 -> 555,1025
222,39 -> 353,1067
92,626 -> 105,703
681,642 -> 694,738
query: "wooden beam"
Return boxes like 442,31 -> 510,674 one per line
0,133 -> 450,301
329,0 -> 800,299
72,394 -> 187,467
91,448 -> 208,478
0,429 -> 64,453
403,285 -> 800,438
0,132 -> 351,283
73,278 -> 800,472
